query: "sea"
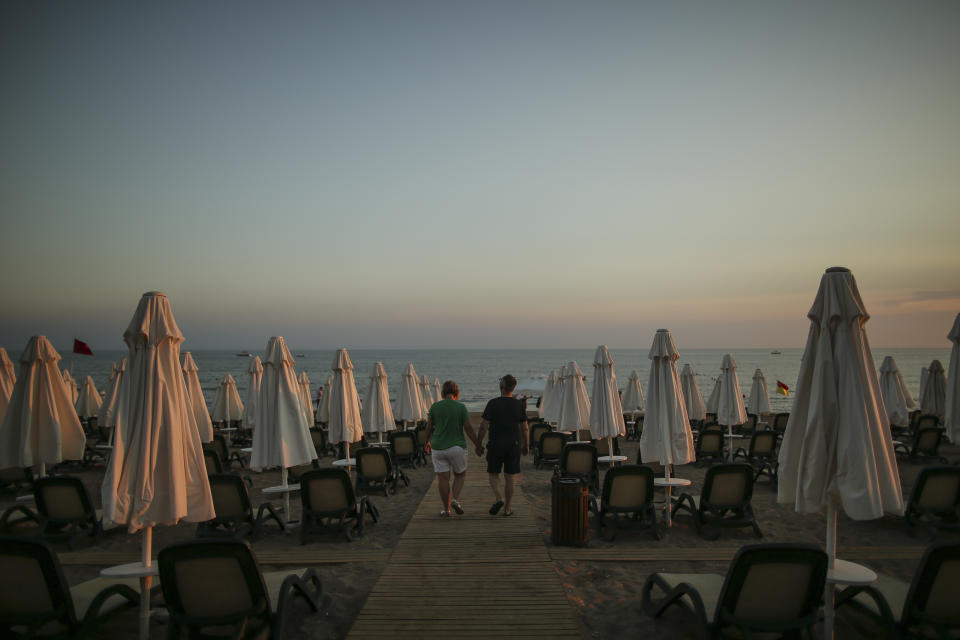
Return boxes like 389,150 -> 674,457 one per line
40,347 -> 952,413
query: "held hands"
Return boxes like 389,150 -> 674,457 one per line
475,445 -> 485,457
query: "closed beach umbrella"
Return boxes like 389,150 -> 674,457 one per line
539,370 -> 559,420
717,354 -> 747,426
879,356 -> 912,428
419,375 -> 433,413
776,268 -> 902,639
100,292 -> 214,639
947,313 -> 960,443
298,371 -> 314,426
680,363 -> 706,422
363,362 -> 395,441
0,347 -> 15,421
329,348 -> 364,464
317,374 -> 333,423
62,369 -> 78,404
918,366 -> 928,406
99,357 -> 127,429
590,345 -> 625,463
557,361 -> 591,437
432,378 -> 442,405
748,368 -> 771,415
181,352 -> 213,443
621,369 -> 644,415
639,329 -> 694,477
705,376 -> 721,413
0,336 -> 86,473
241,356 -> 262,431
212,373 -> 243,424
920,360 -> 946,421
250,337 -> 316,472
396,363 -> 424,426
75,376 -> 102,419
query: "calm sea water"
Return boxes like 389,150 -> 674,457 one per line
35,346 -> 952,413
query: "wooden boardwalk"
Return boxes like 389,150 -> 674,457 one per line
348,473 -> 582,639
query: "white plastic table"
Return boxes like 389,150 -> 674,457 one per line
332,458 -> 356,468
597,455 -> 628,464
654,477 -> 692,527
827,559 -> 877,585
101,561 -> 159,578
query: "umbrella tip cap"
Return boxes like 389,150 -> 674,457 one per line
825,266 -> 850,273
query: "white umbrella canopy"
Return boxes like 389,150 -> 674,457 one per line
590,346 -> 625,462
705,376 -> 721,414
99,357 -> 127,429
328,348 -> 364,463
716,354 -> 748,427
75,376 -> 102,419
918,366 -> 928,406
100,292 -> 214,640
317,374 -> 333,423
0,347 -> 16,421
419,375 -> 433,413
396,363 -> 424,424
181,352 -> 213,443
241,356 -> 263,431
946,313 -> 960,443
919,359 -> 946,421
539,370 -> 559,420
62,369 -> 79,404
250,337 -> 316,471
621,369 -> 645,414
432,378 -> 443,405
639,329 -> 695,468
748,368 -> 771,415
680,363 -> 706,422
0,336 -> 86,470
363,362 -> 396,435
298,371 -> 314,426
557,361 -> 591,434
879,356 -> 912,428
775,267 -> 903,639
212,373 -> 244,423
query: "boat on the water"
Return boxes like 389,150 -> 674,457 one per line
236,351 -> 251,357
296,354 -> 306,358
770,350 -> 782,355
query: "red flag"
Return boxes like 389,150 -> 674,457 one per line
776,380 -> 790,396
73,338 -> 93,356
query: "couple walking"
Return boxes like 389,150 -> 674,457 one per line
423,374 -> 529,517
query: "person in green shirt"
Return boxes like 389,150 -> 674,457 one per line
425,380 -> 481,517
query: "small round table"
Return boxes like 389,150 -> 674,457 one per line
654,477 -> 692,528
827,559 -> 877,585
597,455 -> 628,464
332,458 -> 356,467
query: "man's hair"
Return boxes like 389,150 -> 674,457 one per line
499,374 -> 517,393
441,380 -> 459,398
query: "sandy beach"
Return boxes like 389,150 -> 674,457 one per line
1,414 -> 957,639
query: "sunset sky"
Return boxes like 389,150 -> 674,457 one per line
1,1 -> 958,350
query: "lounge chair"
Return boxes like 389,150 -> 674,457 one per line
771,412 -> 790,440
631,415 -> 645,441
414,425 -> 430,465
737,413 -> 759,436
596,465 -> 662,540
308,427 -> 336,459
703,412 -> 717,426
695,427 -> 725,467
158,539 -> 324,639
299,468 -> 377,543
576,429 -> 592,443
0,467 -> 32,494
355,447 -> 408,498
529,423 -> 552,458
732,430 -> 779,483
835,542 -> 960,640
0,536 -> 142,638
895,427 -> 949,465
205,434 -> 247,470
0,476 -> 106,549
197,473 -> 285,539
903,466 -> 960,537
671,463 -> 762,540
203,447 -> 224,475
642,543 -> 827,639
389,431 -> 420,469
535,431 -> 567,470
559,442 -> 600,496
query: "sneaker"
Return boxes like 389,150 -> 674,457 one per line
451,499 -> 464,515
440,510 -> 449,518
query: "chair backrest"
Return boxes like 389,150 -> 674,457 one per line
539,432 -> 566,457
697,429 -> 725,456
602,465 -> 654,511
705,412 -> 717,424
530,424 -> 551,448
415,425 -> 429,447
749,431 -> 778,457
203,448 -> 224,475
715,544 -> 827,632
34,476 -> 94,523
211,434 -> 230,461
389,431 -> 417,458
702,463 -> 755,510
309,427 -> 326,453
915,414 -> 940,431
356,447 -> 391,480
300,468 -> 355,516
561,442 -> 597,477
914,427 -> 943,455
636,449 -> 665,476
635,415 -> 644,436
910,466 -> 960,512
741,413 -> 758,434
208,474 -> 252,521
158,539 -> 270,628
901,542 -> 960,628
0,536 -> 77,633
576,429 -> 592,443
772,412 -> 790,432
909,410 -> 922,428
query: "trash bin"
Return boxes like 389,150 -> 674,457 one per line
551,475 -> 588,546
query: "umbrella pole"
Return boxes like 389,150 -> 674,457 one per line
345,441 -> 351,470
281,467 -> 290,524
607,438 -> 615,467
664,464 -> 673,527
727,425 -> 734,461
140,526 -> 152,640
825,498 -> 838,639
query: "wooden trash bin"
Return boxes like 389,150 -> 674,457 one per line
551,475 -> 588,546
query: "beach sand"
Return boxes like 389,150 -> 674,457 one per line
1,419 -> 957,639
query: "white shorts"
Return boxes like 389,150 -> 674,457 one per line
432,445 -> 468,474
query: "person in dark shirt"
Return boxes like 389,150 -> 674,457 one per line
476,374 -> 529,517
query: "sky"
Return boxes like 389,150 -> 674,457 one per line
1,1 -> 958,350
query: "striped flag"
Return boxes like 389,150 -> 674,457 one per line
776,380 -> 790,396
